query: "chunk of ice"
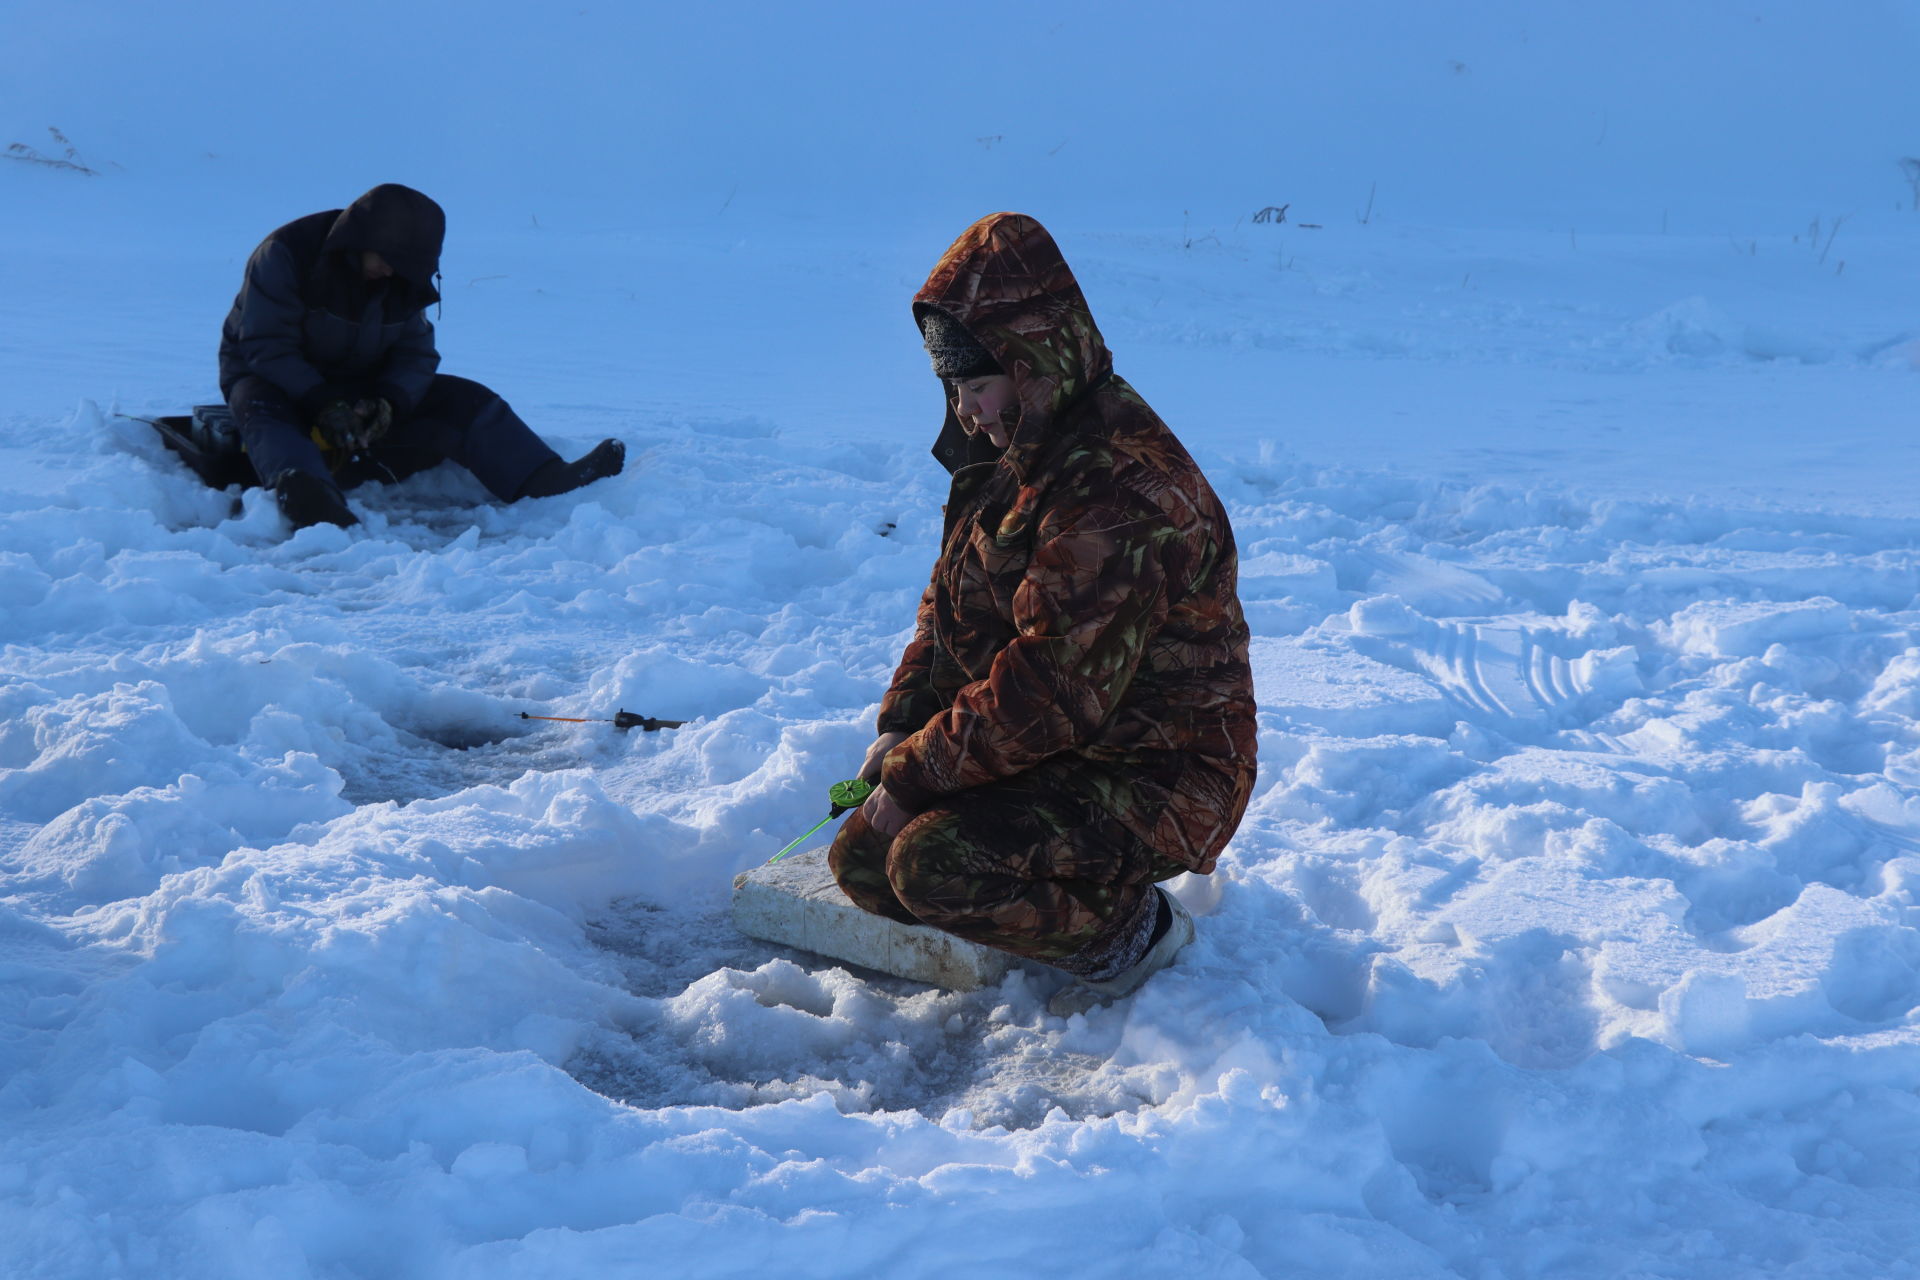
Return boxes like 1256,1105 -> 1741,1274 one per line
731,848 -> 1013,990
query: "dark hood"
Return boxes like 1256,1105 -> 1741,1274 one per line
914,212 -> 1113,481
321,184 -> 445,303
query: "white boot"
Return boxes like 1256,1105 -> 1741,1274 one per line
1047,888 -> 1195,1017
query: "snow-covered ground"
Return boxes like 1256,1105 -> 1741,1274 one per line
5,4 -> 1920,1277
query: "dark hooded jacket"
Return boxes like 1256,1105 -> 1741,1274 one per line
877,213 -> 1257,874
218,184 -> 446,417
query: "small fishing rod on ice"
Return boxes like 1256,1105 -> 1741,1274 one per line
516,705 -> 874,864
518,709 -> 688,732
767,778 -> 874,864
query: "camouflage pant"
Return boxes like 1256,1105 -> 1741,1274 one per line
828,758 -> 1185,969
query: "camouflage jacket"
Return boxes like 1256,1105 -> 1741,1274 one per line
877,213 -> 1257,874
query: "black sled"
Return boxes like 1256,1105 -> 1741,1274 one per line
145,405 -> 258,490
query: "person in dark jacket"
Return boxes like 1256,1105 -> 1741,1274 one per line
829,213 -> 1258,1015
219,184 -> 624,529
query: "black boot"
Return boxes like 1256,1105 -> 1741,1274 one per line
517,439 -> 625,500
273,469 -> 357,530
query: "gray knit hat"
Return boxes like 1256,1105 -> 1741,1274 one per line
919,309 -> 1002,379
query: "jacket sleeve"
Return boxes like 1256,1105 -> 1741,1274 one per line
881,494 -> 1169,810
875,579 -> 945,735
232,241 -> 337,414
373,309 -> 440,415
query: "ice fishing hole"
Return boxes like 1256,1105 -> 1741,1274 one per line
575,906 -> 1168,1129
408,721 -> 533,751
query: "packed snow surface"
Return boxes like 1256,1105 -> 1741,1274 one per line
5,3 -> 1920,1277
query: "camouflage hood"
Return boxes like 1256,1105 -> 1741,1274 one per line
914,212 -> 1113,481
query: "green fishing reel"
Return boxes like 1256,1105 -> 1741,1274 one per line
828,778 -> 875,816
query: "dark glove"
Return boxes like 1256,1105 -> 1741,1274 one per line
353,397 -> 393,441
312,400 -> 365,451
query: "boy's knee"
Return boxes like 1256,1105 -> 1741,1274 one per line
829,810 -> 917,924
882,811 -> 978,919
